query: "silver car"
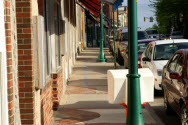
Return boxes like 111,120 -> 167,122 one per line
170,31 -> 183,39
118,29 -> 149,66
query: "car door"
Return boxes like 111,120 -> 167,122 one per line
142,43 -> 153,68
171,54 -> 184,112
164,53 -> 182,109
141,44 -> 151,67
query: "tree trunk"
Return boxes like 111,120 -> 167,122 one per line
183,12 -> 188,38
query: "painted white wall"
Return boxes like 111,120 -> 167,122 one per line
0,0 -> 9,124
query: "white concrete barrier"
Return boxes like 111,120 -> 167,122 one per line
108,68 -> 154,105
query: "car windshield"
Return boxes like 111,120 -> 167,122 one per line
138,42 -> 150,53
121,32 -> 128,41
121,31 -> 148,41
146,30 -> 158,35
153,42 -> 188,60
138,31 -> 148,40
172,31 -> 182,36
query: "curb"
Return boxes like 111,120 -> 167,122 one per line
145,103 -> 165,125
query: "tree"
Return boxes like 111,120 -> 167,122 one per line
150,0 -> 188,37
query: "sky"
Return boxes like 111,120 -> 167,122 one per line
122,0 -> 157,30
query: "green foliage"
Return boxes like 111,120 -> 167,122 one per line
145,27 -> 153,30
146,23 -> 160,32
150,0 -> 188,34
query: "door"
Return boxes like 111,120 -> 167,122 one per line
142,43 -> 153,68
171,54 -> 184,111
165,53 -> 182,109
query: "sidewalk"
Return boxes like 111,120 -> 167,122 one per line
54,48 -> 164,125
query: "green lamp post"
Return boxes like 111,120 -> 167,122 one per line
126,0 -> 144,124
113,6 -> 116,69
97,1 -> 107,62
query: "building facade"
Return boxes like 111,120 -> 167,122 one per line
1,0 -> 85,124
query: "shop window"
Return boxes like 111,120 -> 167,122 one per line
54,3 -> 61,68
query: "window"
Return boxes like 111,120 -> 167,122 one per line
43,0 -> 50,76
175,54 -> 184,76
37,0 -> 51,88
146,30 -> 158,35
121,32 -> 128,41
172,31 -> 182,36
138,31 -> 149,40
138,42 -> 150,54
145,44 -> 153,59
168,54 -> 180,72
54,3 -> 61,67
153,43 -> 188,60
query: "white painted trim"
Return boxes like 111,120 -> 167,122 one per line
37,16 -> 46,88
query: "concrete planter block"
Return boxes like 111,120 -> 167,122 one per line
108,68 -> 154,105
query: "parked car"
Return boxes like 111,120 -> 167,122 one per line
162,49 -> 188,124
170,31 -> 183,39
109,30 -> 114,52
145,29 -> 160,39
141,39 -> 188,91
122,39 -> 157,69
116,29 -> 149,65
110,28 -> 125,55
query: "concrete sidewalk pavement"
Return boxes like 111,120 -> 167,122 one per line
54,48 -> 164,125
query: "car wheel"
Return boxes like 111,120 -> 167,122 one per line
118,50 -> 124,66
164,90 -> 173,115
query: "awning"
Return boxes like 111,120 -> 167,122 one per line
78,0 -> 101,17
78,0 -> 123,18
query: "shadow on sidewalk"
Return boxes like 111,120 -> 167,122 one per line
55,108 -> 101,125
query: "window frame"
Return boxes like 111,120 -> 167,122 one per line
145,43 -> 153,60
168,53 -> 180,72
174,54 -> 184,76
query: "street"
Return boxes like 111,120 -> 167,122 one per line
149,93 -> 181,125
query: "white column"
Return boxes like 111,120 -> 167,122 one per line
0,0 -> 9,124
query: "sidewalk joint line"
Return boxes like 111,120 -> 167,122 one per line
84,60 -> 90,94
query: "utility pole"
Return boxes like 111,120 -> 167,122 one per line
97,2 -> 107,62
113,6 -> 116,69
127,0 -> 144,124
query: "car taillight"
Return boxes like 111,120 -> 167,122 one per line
138,64 -> 141,68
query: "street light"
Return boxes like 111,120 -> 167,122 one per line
127,0 -> 144,124
97,1 -> 107,62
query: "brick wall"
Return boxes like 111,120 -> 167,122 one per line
40,80 -> 53,125
14,0 -> 78,124
104,4 -> 111,20
51,70 -> 63,110
16,0 -> 35,124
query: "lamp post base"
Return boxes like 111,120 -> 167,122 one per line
126,74 -> 144,125
97,54 -> 107,62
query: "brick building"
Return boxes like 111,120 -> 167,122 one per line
1,0 -> 85,124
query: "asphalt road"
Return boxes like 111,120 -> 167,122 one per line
149,93 -> 181,125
